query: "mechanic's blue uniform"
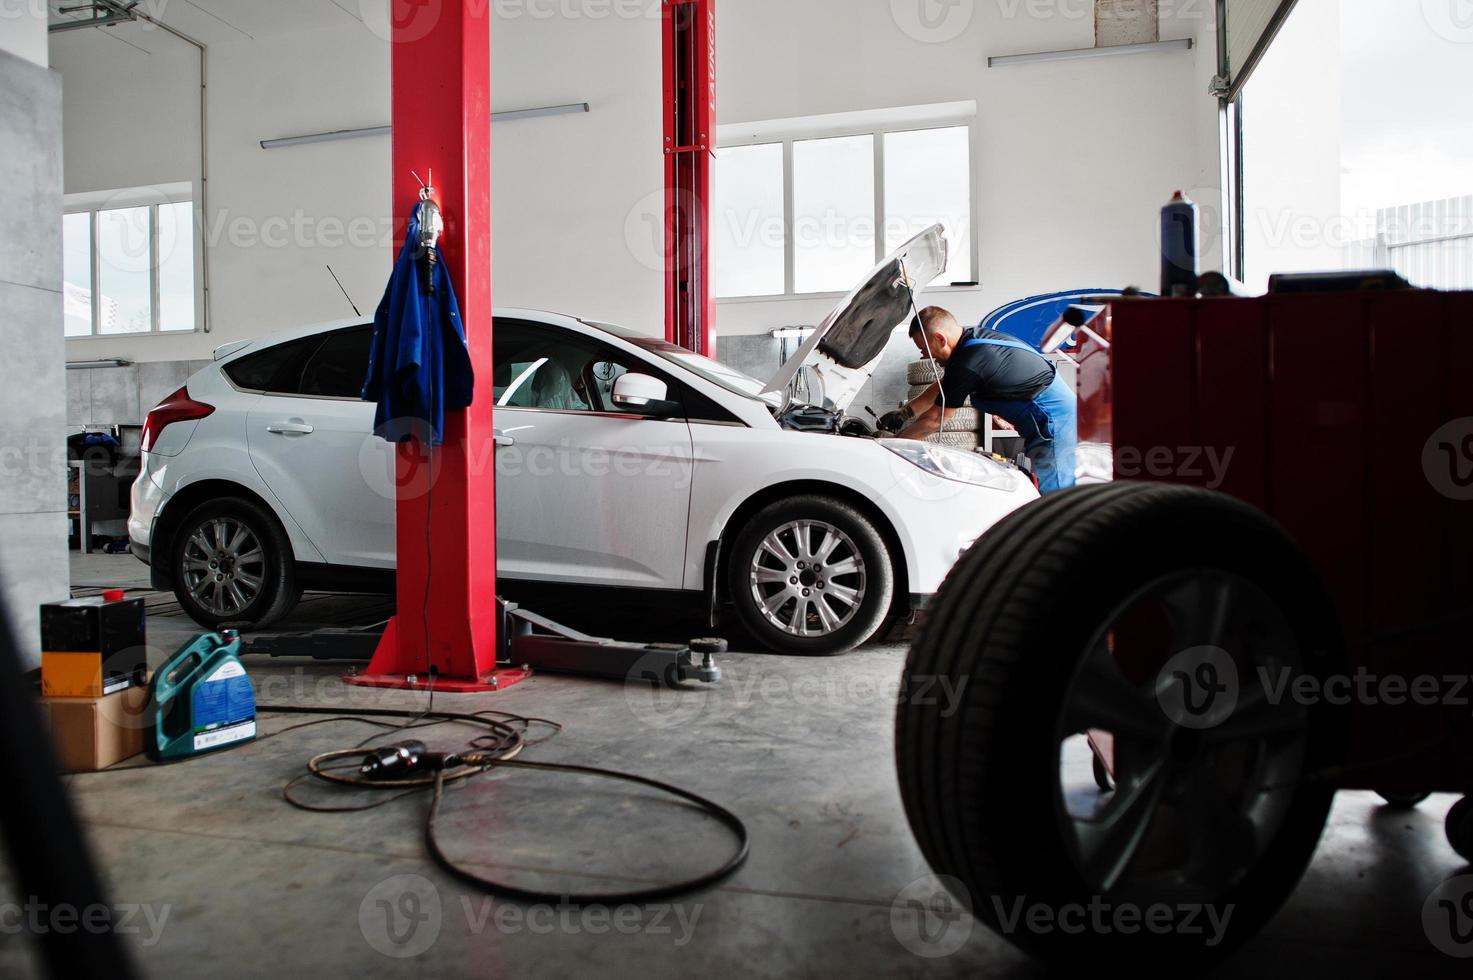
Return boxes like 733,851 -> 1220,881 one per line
939,327 -> 1077,494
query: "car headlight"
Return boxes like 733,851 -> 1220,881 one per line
881,439 -> 1019,491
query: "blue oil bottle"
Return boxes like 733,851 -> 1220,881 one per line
146,631 -> 257,762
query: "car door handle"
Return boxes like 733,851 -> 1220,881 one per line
493,429 -> 515,448
266,421 -> 314,436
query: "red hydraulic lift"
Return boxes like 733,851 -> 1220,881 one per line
338,3 -> 721,692
347,2 -> 522,693
662,0 -> 716,356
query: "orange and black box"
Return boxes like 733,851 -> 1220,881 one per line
40,592 -> 147,698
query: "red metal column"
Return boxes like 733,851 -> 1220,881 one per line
347,1 -> 524,693
662,0 -> 716,356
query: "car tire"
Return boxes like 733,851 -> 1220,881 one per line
896,483 -> 1347,967
926,431 -> 978,450
941,407 -> 981,432
727,495 -> 894,655
170,496 -> 300,630
1375,790 -> 1431,809
907,359 -> 943,385
1446,796 -> 1473,862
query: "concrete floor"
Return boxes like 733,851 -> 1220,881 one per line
0,553 -> 1469,977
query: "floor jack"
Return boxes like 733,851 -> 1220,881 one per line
243,598 -> 724,686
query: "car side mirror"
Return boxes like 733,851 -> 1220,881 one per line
611,373 -> 681,417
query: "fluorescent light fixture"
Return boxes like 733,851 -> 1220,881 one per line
259,103 -> 591,150
67,358 -> 133,370
988,37 -> 1193,68
770,327 -> 816,340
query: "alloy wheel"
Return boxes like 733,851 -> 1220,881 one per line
180,518 -> 267,617
748,519 -> 867,638
1055,569 -> 1310,903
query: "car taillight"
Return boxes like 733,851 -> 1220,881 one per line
141,386 -> 214,453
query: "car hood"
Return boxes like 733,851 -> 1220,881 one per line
762,224 -> 948,412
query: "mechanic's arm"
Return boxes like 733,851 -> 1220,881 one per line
898,402 -> 956,440
904,382 -> 940,420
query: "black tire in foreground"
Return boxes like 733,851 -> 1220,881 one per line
170,497 -> 300,629
727,495 -> 894,655
895,482 -> 1347,967
1446,796 -> 1473,862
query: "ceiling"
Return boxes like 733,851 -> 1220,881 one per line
47,0 -> 375,52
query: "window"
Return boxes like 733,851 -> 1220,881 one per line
491,320 -> 737,421
1238,0 -> 1473,291
712,143 -> 785,297
63,194 -> 198,336
223,335 -> 328,394
713,121 -> 974,298
793,135 -> 876,293
301,327 -> 373,398
62,212 -> 92,337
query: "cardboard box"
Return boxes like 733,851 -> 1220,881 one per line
38,685 -> 150,771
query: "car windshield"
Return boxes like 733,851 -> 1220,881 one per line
583,320 -> 786,410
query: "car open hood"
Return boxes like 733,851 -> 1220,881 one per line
762,225 -> 948,412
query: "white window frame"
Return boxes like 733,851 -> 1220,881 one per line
715,107 -> 979,303
63,183 -> 201,338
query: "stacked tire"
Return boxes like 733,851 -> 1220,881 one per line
903,358 -> 1007,452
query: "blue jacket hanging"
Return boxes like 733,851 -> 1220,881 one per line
361,200 -> 475,444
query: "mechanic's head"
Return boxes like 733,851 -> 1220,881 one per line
909,306 -> 964,364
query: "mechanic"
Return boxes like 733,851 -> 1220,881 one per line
881,306 -> 1078,494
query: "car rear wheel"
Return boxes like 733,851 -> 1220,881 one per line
170,497 -> 300,629
727,495 -> 894,655
896,483 -> 1347,966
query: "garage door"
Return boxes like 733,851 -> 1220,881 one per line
1221,0 -> 1298,100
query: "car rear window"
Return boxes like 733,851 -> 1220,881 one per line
222,335 -> 327,394
301,327 -> 373,398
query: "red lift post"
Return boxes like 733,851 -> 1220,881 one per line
347,3 -> 525,693
662,0 -> 717,356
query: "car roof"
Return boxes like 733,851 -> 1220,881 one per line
214,308 -> 655,362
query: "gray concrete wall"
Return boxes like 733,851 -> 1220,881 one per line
67,360 -> 214,427
0,49 -> 69,668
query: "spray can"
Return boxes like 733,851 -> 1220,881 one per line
1160,191 -> 1199,297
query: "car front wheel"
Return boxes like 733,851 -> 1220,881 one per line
727,495 -> 894,655
170,497 -> 300,629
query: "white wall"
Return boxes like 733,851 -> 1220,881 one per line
715,0 -> 1222,336
54,11 -> 664,363
51,1 -> 1222,360
0,4 -> 47,67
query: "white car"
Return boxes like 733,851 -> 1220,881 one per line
129,228 -> 1038,653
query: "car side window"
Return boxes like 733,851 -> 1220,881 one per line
493,320 -> 649,414
301,326 -> 373,398
223,335 -> 327,394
